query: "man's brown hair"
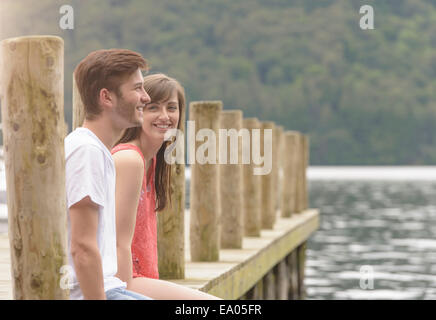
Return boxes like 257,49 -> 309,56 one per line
74,49 -> 148,120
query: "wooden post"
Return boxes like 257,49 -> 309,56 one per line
242,118 -> 261,237
281,131 -> 299,217
297,242 -> 307,299
219,110 -> 243,249
271,124 -> 281,225
287,250 -> 299,300
262,270 -> 276,300
275,126 -> 284,214
295,134 -> 302,213
275,260 -> 289,300
157,101 -> 186,279
0,36 -> 68,299
261,121 -> 275,229
189,101 -> 222,261
72,73 -> 85,130
295,133 -> 306,213
302,135 -> 310,211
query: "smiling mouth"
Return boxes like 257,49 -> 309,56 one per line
153,124 -> 172,129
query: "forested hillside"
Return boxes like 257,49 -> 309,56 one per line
1,0 -> 436,164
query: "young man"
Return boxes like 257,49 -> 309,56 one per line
65,49 -> 151,300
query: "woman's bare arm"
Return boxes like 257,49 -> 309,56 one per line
113,150 -> 145,284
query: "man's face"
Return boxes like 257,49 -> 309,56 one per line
113,68 -> 150,128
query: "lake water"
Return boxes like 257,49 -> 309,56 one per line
1,164 -> 436,299
186,166 -> 436,299
306,167 -> 436,300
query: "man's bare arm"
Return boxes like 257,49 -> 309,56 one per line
69,196 -> 106,300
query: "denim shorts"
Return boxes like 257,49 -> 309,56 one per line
106,287 -> 152,300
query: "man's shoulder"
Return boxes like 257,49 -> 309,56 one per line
65,128 -> 106,159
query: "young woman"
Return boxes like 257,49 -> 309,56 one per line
111,73 -> 219,299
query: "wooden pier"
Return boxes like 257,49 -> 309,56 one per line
0,208 -> 318,300
0,35 -> 319,299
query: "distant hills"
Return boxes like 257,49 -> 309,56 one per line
1,0 -> 436,164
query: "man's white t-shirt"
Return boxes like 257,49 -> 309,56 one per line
65,127 -> 126,300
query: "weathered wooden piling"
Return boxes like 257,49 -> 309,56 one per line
157,102 -> 186,279
271,124 -> 281,224
260,121 -> 275,229
0,36 -> 68,299
242,118 -> 261,237
274,126 -> 284,213
189,101 -> 222,261
219,110 -> 243,249
302,135 -> 310,210
297,242 -> 307,299
281,131 -> 299,217
295,134 -> 303,213
295,134 -> 309,213
262,270 -> 276,300
275,260 -> 289,300
287,250 -> 299,299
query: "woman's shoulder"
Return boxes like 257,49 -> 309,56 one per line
112,144 -> 145,171
112,141 -> 142,155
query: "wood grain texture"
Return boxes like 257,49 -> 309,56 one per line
219,110 -> 243,249
242,118 -> 261,237
189,101 -> 222,261
281,131 -> 299,217
157,96 -> 186,279
260,121 -> 275,229
0,36 -> 68,299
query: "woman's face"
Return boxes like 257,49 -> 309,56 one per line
141,89 -> 180,144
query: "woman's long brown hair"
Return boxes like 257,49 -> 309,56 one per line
115,73 -> 185,212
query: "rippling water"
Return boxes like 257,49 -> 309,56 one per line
306,179 -> 436,300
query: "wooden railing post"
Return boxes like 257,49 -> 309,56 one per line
295,134 -> 302,213
0,36 -> 68,299
287,251 -> 299,299
219,110 -> 243,249
297,242 -> 307,299
242,118 -> 261,237
189,101 -> 222,261
157,99 -> 186,279
261,121 -> 275,229
262,270 -> 276,300
275,260 -> 289,300
295,133 -> 307,213
274,126 -> 284,214
271,123 -> 281,225
281,131 -> 299,217
302,135 -> 310,211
